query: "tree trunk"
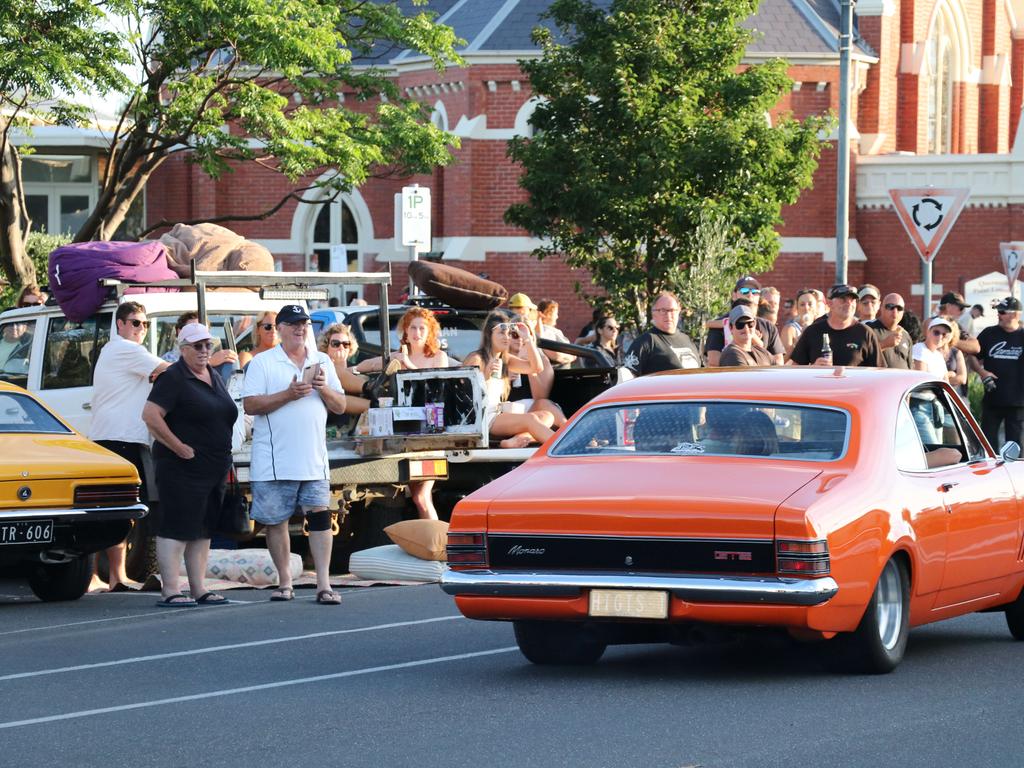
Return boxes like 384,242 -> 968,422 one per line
0,141 -> 36,288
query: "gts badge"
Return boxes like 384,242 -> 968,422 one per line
508,545 -> 545,556
714,550 -> 752,561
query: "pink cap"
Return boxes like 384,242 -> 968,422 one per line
177,322 -> 213,345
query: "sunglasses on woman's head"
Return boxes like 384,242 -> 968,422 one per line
329,339 -> 351,349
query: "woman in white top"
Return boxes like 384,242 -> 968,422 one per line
780,289 -> 818,357
913,317 -> 955,379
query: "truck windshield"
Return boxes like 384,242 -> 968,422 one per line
550,401 -> 849,461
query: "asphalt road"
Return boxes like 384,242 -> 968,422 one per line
1,577 -> 1022,768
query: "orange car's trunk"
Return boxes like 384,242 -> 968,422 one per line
483,459 -> 821,574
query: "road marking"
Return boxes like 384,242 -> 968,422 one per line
0,615 -> 464,681
0,586 -> 394,637
0,646 -> 518,730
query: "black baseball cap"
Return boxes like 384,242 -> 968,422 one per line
275,304 -> 311,324
939,291 -> 968,309
996,297 -> 1022,312
734,275 -> 761,291
828,284 -> 858,299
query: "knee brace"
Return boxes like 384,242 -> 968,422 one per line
304,509 -> 331,532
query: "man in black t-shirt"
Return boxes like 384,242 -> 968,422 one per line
975,296 -> 1024,448
866,292 -> 912,369
705,276 -> 784,366
789,284 -> 885,367
623,291 -> 702,375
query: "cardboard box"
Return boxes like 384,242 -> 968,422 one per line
367,408 -> 393,437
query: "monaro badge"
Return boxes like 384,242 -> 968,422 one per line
17,486 -> 31,501
508,545 -> 545,556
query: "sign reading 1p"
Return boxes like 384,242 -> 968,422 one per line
397,185 -> 431,252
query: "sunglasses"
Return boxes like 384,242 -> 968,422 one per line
733,320 -> 755,329
188,341 -> 214,351
124,318 -> 149,328
602,325 -> 620,332
930,328 -> 950,336
329,339 -> 352,349
496,322 -> 516,332
259,323 -> 275,331
737,288 -> 760,295
884,303 -> 904,311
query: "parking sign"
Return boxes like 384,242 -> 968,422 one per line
397,185 -> 431,251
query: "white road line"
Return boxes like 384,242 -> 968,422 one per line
0,615 -> 464,682
0,646 -> 518,730
0,586 -> 393,637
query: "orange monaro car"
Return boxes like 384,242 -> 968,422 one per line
442,367 -> 1024,673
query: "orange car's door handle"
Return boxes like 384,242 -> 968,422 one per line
940,482 -> 959,492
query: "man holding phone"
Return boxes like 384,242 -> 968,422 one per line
242,304 -> 346,605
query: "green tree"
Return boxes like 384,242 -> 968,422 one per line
0,0 -> 130,290
506,0 -> 828,331
0,0 -> 463,292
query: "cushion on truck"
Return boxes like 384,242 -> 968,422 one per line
407,261 -> 508,310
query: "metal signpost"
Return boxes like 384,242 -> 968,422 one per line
834,0 -> 855,285
1000,242 -> 1024,295
395,184 -> 431,297
888,187 -> 970,316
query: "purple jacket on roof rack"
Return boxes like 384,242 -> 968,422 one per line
47,241 -> 180,322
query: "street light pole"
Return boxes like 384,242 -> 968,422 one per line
835,0 -> 855,286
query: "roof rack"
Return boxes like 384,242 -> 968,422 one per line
100,265 -> 395,356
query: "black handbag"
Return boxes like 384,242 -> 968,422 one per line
214,468 -> 253,539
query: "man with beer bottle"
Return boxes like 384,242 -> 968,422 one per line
789,284 -> 886,367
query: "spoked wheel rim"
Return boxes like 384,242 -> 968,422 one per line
875,559 -> 904,651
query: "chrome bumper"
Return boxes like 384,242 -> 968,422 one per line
440,569 -> 838,606
0,504 -> 149,522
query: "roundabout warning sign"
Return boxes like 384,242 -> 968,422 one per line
888,187 -> 970,263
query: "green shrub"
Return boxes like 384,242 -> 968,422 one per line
967,371 -> 983,421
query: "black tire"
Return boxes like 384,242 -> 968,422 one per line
124,513 -> 159,582
1004,588 -> 1024,639
27,555 -> 94,602
513,621 -> 607,665
827,557 -> 910,674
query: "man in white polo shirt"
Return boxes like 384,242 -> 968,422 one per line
242,304 -> 346,604
90,301 -> 169,591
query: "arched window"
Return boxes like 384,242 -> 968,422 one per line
924,2 -> 968,154
310,198 -> 361,301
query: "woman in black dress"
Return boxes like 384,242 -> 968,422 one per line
143,323 -> 238,607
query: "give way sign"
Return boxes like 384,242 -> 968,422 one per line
888,187 -> 970,263
1001,242 -> 1024,293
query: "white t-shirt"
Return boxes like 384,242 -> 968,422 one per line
912,342 -> 947,378
89,335 -> 166,444
241,345 -> 342,481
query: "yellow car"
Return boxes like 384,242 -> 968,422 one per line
0,382 -> 147,601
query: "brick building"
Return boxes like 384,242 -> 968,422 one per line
24,1 -> 1024,333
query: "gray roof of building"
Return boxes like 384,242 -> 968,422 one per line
358,0 -> 876,65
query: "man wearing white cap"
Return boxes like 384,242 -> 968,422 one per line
242,304 -> 346,604
90,301 -> 170,590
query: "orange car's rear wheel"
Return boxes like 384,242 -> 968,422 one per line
513,621 -> 607,665
1003,587 -> 1024,640
828,556 -> 909,674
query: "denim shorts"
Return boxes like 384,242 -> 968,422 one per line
250,479 -> 331,525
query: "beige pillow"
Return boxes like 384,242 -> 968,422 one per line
383,519 -> 450,561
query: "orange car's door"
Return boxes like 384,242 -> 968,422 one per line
933,391 -> 1021,604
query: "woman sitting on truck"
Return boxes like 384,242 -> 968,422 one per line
238,311 -> 278,369
319,323 -> 371,414
464,311 -> 555,450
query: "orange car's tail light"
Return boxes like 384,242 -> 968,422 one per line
446,532 -> 487,567
74,484 -> 140,508
776,539 -> 830,576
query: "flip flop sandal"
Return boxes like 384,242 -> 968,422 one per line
195,592 -> 230,605
155,594 -> 197,608
269,587 -> 294,602
316,590 -> 341,606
